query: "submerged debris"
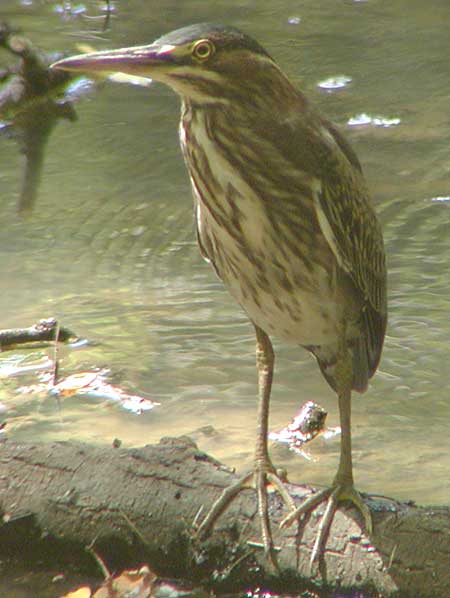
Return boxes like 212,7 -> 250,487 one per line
269,400 -> 340,458
0,318 -> 79,349
347,113 -> 401,128
16,368 -> 159,415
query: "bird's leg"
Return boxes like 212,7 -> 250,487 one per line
195,325 -> 294,563
281,327 -> 372,565
253,325 -> 296,556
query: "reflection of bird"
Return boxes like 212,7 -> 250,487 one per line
52,23 -> 387,565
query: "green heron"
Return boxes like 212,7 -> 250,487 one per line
52,23 -> 387,565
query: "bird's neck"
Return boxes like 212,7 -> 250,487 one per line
181,62 -> 308,122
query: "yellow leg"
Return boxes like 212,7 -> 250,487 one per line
281,329 -> 372,565
195,325 -> 294,568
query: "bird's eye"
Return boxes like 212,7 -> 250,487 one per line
192,39 -> 214,61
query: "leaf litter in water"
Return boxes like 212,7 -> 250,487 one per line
0,353 -> 54,378
17,368 -> 159,415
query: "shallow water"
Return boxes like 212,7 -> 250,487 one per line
1,0 -> 449,511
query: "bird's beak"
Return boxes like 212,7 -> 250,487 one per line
51,43 -> 176,80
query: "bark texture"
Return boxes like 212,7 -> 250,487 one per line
0,437 -> 448,597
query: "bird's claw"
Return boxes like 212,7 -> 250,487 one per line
280,482 -> 373,566
193,471 -> 253,540
193,466 -> 295,571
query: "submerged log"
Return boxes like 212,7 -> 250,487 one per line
0,437 -> 448,597
0,318 -> 78,349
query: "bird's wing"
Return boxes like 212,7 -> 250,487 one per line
312,117 -> 387,317
315,147 -> 387,379
273,111 -> 387,379
271,111 -> 387,316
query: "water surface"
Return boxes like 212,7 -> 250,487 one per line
1,0 -> 449,506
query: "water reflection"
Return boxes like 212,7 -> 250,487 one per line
0,22 -> 77,214
0,0 -> 449,506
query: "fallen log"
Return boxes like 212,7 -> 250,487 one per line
0,437 -> 448,597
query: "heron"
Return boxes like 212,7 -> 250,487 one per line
52,23 -> 387,566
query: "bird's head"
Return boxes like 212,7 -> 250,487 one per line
51,23 -> 287,106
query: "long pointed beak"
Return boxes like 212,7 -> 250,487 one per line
51,43 -> 174,78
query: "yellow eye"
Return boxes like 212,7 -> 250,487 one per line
192,39 -> 214,61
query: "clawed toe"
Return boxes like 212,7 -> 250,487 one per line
281,483 -> 372,565
194,471 -> 253,540
194,467 -> 372,569
193,466 -> 295,569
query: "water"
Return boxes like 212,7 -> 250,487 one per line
1,0 -> 449,511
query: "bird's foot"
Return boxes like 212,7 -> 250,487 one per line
194,463 -> 295,570
280,481 -> 372,566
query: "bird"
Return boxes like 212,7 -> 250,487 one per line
52,23 -> 387,566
